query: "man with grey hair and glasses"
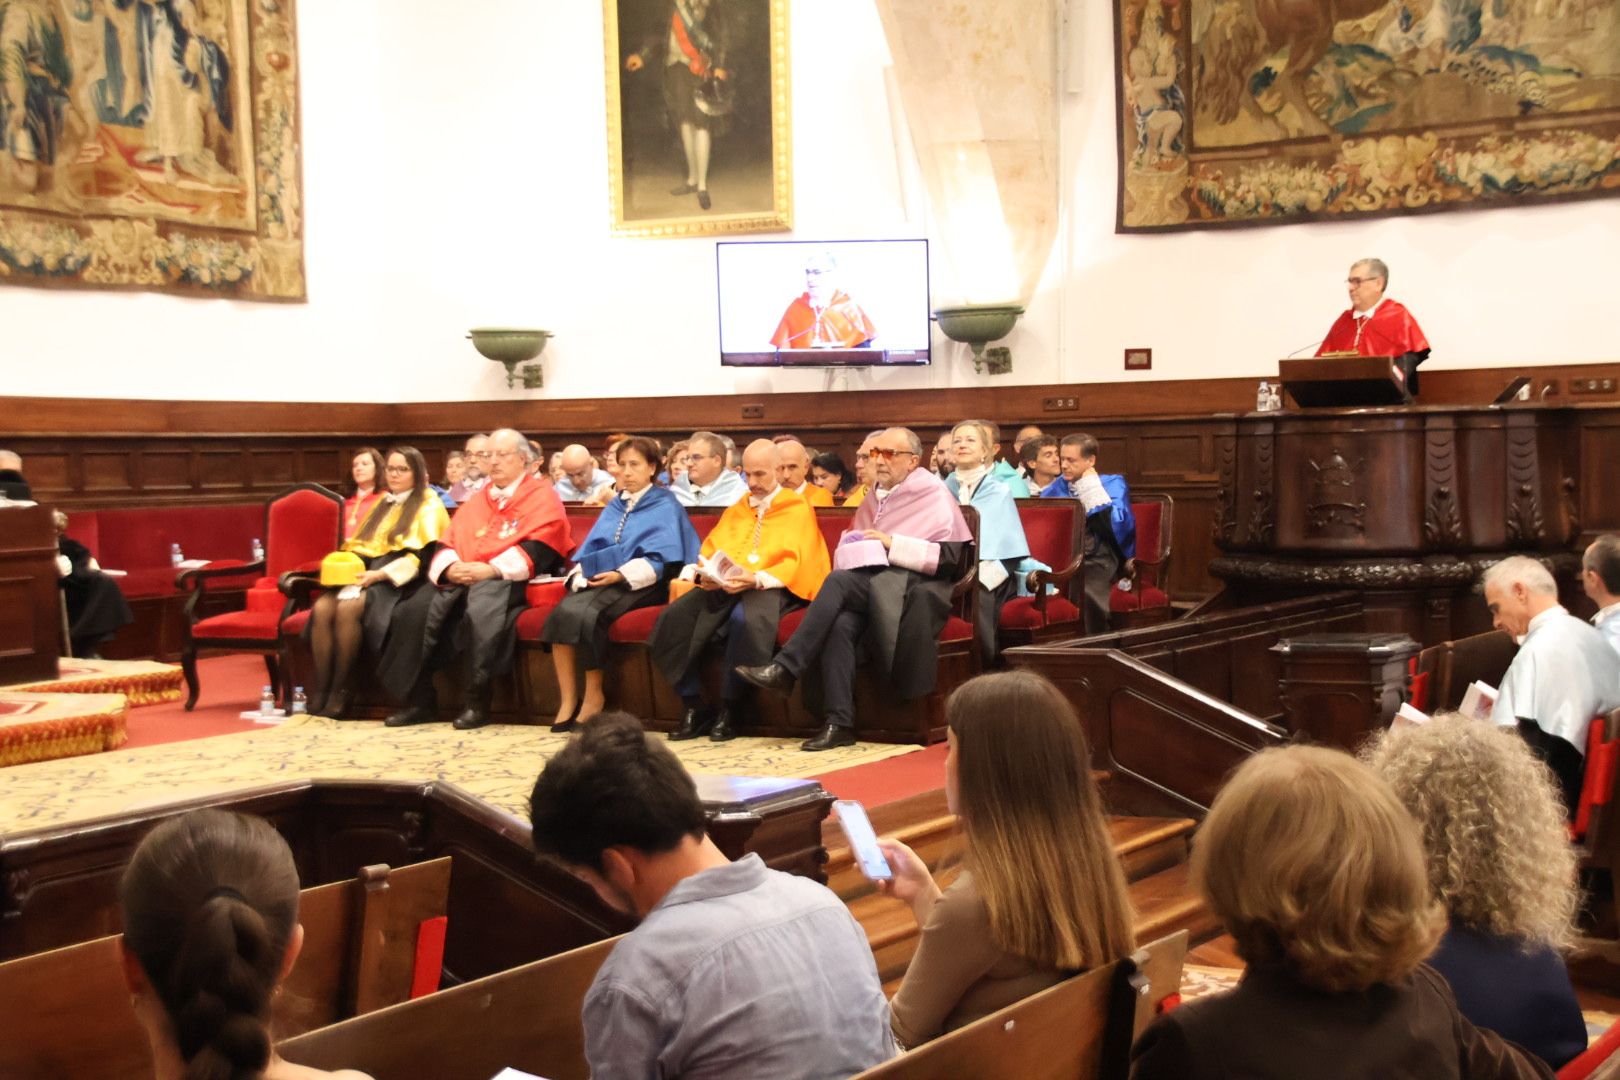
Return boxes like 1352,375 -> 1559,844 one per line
1482,555 -> 1620,812
1317,257 -> 1431,391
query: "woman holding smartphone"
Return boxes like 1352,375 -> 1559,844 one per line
877,670 -> 1136,1048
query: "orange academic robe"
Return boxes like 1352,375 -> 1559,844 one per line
770,291 -> 878,349
700,487 -> 830,601
797,482 -> 835,507
1317,299 -> 1430,357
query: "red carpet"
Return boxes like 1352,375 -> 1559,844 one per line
122,655 -> 270,749
124,656 -> 943,809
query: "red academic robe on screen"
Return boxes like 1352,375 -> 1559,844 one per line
770,291 -> 878,348
1316,299 -> 1430,357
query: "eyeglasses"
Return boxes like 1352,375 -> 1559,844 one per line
1345,277 -> 1381,287
467,450 -> 493,459
384,465 -> 411,474
867,447 -> 917,461
489,449 -> 523,461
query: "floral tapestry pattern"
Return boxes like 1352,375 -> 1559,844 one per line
1115,0 -> 1620,230
0,0 -> 303,299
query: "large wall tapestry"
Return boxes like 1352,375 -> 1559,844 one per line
0,0 -> 303,299
604,0 -> 791,237
1115,0 -> 1620,230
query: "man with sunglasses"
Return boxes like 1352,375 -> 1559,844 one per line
1317,258 -> 1431,390
738,427 -> 973,751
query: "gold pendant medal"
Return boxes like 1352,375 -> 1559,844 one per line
747,553 -> 760,564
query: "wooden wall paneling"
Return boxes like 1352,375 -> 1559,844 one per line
197,448 -> 248,490
139,448 -> 194,492
251,449 -> 298,488
1579,410 -> 1620,541
80,452 -> 132,493
21,449 -> 73,497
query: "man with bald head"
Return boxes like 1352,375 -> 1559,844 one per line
739,427 -> 974,751
556,443 -> 615,503
380,428 -> 575,731
447,434 -> 491,505
775,438 -> 835,507
672,431 -> 748,507
650,439 -> 831,741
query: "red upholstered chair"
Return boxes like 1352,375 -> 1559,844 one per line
1110,493 -> 1174,630
179,484 -> 343,710
1000,500 -> 1086,648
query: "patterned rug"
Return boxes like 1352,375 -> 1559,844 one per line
0,716 -> 921,835
4,658 -> 183,707
0,691 -> 128,769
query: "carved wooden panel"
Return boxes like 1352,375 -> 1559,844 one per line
23,452 -> 72,495
198,450 -> 248,490
81,453 -> 132,492
250,451 -> 298,487
141,451 -> 193,491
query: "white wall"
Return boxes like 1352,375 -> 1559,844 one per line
2,0 -> 1615,405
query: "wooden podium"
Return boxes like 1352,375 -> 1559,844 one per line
1279,356 -> 1412,407
0,505 -> 60,684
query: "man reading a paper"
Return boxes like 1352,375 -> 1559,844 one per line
1483,556 -> 1620,812
737,427 -> 973,751
650,440 -> 830,742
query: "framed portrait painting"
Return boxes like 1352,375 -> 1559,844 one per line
604,0 -> 792,237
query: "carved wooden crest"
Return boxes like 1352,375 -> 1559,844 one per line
1306,449 -> 1366,535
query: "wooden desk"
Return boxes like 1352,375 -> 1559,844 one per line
0,505 -> 59,684
1210,402 -> 1581,644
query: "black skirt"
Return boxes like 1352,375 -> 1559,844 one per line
540,581 -> 667,670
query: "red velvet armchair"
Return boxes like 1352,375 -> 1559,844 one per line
179,484 -> 343,710
1110,494 -> 1174,629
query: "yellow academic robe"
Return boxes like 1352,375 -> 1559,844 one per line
842,485 -> 868,508
342,492 -> 452,582
701,487 -> 830,601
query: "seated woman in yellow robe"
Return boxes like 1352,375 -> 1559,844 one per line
308,446 -> 450,718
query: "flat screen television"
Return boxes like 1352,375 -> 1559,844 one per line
716,238 -> 930,367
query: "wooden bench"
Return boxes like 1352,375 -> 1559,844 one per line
0,857 -> 450,1080
281,931 -> 1187,1080
1412,629 -> 1518,713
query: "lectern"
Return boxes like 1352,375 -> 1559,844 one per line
0,505 -> 60,683
1279,356 -> 1412,408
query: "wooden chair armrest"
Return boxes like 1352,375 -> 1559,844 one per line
279,569 -> 323,604
177,559 -> 264,592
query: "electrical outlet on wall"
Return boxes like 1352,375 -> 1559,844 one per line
741,404 -> 765,419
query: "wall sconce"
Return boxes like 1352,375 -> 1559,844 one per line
468,328 -> 552,389
933,304 -> 1024,376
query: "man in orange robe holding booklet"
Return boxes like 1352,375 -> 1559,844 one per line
380,428 -> 574,731
650,440 -> 830,742
1317,257 -> 1430,357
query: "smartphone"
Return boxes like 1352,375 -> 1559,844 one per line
832,800 -> 892,881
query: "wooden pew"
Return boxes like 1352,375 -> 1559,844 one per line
0,858 -> 450,1080
853,931 -> 1188,1080
280,936 -> 620,1080
1412,629 -> 1518,713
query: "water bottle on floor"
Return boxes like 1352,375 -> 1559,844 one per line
291,687 -> 308,715
259,685 -> 275,717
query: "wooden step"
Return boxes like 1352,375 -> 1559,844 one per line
1185,933 -> 1243,969
1129,861 -> 1220,946
1111,817 -> 1195,882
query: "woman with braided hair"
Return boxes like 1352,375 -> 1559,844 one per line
118,809 -> 369,1080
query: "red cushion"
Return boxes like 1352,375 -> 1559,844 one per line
120,567 -> 184,599
281,609 -> 312,636
525,581 -> 567,608
267,490 -> 342,579
1573,722 -> 1619,840
1015,503 -> 1077,572
999,595 -> 1082,630
244,579 -> 284,615
776,608 -> 974,647
63,512 -> 101,559
191,608 -> 280,640
91,504 -> 264,571
608,604 -> 667,643
690,514 -> 721,541
1110,584 -> 1170,612
514,605 -> 551,641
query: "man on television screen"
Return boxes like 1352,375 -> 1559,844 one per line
770,251 -> 878,350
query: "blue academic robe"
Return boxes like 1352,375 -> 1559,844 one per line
1040,474 -> 1137,559
574,486 -> 700,579
946,473 -> 1029,562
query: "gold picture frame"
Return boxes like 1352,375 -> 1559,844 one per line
604,0 -> 792,238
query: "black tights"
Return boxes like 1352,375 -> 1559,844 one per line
308,592 -> 365,713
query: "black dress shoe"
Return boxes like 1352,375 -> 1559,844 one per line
670,181 -> 698,196
697,189 -> 711,210
384,704 -> 438,728
801,724 -> 855,751
709,706 -> 741,742
735,662 -> 795,694
550,704 -> 581,733
452,706 -> 492,730
670,706 -> 716,741
325,689 -> 352,720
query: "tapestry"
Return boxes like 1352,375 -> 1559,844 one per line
1115,0 -> 1620,230
0,0 -> 303,299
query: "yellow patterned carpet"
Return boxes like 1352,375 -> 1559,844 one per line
0,716 -> 921,835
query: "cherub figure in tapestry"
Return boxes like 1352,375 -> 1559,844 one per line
1126,0 -> 1186,166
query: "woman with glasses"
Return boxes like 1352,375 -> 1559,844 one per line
306,446 -> 449,718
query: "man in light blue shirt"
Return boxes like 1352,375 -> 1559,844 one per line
1584,535 -> 1620,658
555,443 -> 616,502
529,712 -> 895,1080
672,431 -> 748,508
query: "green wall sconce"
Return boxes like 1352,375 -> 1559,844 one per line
468,328 -> 552,389
932,304 -> 1024,376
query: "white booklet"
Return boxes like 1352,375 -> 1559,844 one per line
488,1069 -> 550,1080
1459,680 -> 1498,721
696,550 -> 753,587
1395,701 -> 1430,727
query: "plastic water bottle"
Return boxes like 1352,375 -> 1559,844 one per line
259,685 -> 276,716
1256,381 -> 1272,412
170,542 -> 184,567
251,538 -> 265,562
291,687 -> 307,715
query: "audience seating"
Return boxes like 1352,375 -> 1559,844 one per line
179,483 -> 342,709
1000,500 -> 1087,647
1558,1016 -> 1620,1080
0,857 -> 450,1080
1111,494 -> 1174,630
1410,629 -> 1519,714
60,503 -> 266,659
280,936 -> 621,1080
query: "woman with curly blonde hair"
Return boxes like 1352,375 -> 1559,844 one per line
1131,745 -> 1554,1080
1364,714 -> 1587,1068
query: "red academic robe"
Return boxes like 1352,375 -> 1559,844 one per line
430,474 -> 574,581
1317,299 -> 1430,357
770,291 -> 878,348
